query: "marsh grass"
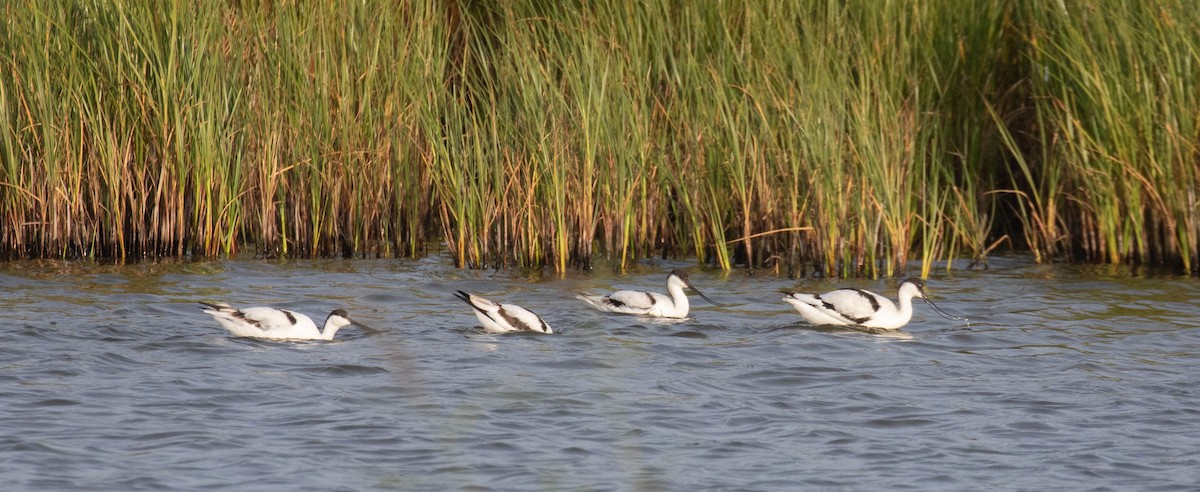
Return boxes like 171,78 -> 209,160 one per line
2,1 -> 1197,275
1025,0 -> 1200,271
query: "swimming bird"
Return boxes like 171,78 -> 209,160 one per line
453,291 -> 552,334
576,269 -> 719,319
200,302 -> 377,340
782,278 -> 964,330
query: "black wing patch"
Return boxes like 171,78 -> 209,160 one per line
853,289 -> 881,312
534,315 -> 550,333
232,310 -> 264,329
497,307 -> 532,332
816,294 -> 872,325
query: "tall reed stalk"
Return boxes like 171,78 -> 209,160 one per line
2,1 -> 1197,275
1024,0 -> 1200,271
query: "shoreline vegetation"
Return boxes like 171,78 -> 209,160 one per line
2,1 -> 1197,276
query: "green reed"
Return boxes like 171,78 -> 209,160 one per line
1025,0 -> 1200,271
1,1 -> 1197,275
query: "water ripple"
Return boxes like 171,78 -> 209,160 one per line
0,259 -> 1198,489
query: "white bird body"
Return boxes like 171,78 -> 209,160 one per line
200,302 -> 373,340
454,291 -> 552,334
783,279 -> 959,330
576,269 -> 717,319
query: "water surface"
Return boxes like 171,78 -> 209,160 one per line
2,257 -> 1198,490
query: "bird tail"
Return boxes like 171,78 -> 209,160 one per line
452,291 -> 472,305
574,293 -> 607,310
454,291 -> 494,315
199,301 -> 237,313
780,292 -> 819,306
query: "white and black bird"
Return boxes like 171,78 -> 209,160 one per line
576,269 -> 719,319
454,291 -> 552,334
200,302 -> 377,340
782,278 -> 965,330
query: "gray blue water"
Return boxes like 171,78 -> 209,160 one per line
2,256 -> 1198,490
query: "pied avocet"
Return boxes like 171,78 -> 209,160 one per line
576,269 -> 719,319
200,302 -> 377,340
782,278 -> 965,330
453,291 -> 553,334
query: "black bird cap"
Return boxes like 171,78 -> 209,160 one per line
899,278 -> 929,298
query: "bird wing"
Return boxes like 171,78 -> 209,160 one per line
814,289 -> 885,324
498,304 -> 552,333
606,290 -> 660,310
238,307 -> 302,332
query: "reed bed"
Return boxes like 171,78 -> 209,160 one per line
1021,0 -> 1200,272
1,0 -> 1197,275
